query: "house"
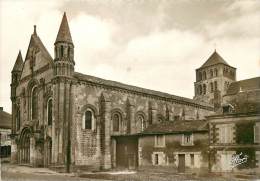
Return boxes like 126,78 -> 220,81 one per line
208,77 -> 260,174
0,107 -> 12,160
138,119 -> 209,173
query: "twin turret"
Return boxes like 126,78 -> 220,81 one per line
11,51 -> 23,100
54,12 -> 75,77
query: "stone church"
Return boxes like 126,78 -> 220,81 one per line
11,13 -> 258,173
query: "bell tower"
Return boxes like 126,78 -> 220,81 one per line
194,50 -> 236,108
54,12 -> 74,77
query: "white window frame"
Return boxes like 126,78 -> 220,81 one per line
218,124 -> 233,144
82,108 -> 95,131
154,135 -> 165,147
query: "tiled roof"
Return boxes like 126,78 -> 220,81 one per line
73,72 -> 213,109
0,110 -> 11,129
226,77 -> 260,95
199,51 -> 230,69
12,50 -> 23,72
142,120 -> 208,134
55,12 -> 73,44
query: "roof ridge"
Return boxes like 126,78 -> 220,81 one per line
74,72 -> 213,109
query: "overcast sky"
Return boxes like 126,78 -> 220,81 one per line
0,0 -> 260,113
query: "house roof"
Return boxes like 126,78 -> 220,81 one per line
142,120 -> 208,135
0,110 -> 11,129
199,51 -> 230,69
55,12 -> 73,44
226,77 -> 260,95
73,72 -> 213,110
12,50 -> 23,72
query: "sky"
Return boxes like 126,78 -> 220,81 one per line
0,0 -> 260,113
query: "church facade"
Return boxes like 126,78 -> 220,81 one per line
10,13 -> 215,171
10,13 -> 260,173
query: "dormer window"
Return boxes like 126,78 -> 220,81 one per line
182,133 -> 193,146
222,104 -> 234,114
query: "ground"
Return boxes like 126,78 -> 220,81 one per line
1,163 -> 259,181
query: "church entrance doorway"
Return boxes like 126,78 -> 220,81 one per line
20,128 -> 31,164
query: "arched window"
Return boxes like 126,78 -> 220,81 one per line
61,46 -> 64,57
210,69 -> 213,78
112,112 -> 121,132
31,86 -> 38,120
210,82 -> 214,92
199,72 -> 202,81
199,85 -> 202,95
203,71 -> 207,80
55,47 -> 57,58
16,107 -> 20,131
82,109 -> 94,130
203,84 -> 206,94
68,47 -> 70,57
214,81 -> 218,90
137,114 -> 145,131
214,68 -> 218,76
47,99 -> 53,126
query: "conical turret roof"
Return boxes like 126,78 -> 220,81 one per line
55,12 -> 73,44
200,50 -> 229,68
12,50 -> 23,72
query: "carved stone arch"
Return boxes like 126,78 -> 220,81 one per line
80,104 -> 99,117
19,126 -> 33,164
135,111 -> 147,123
81,104 -> 99,131
135,111 -> 147,131
111,108 -> 125,119
111,108 -> 125,133
27,79 -> 39,93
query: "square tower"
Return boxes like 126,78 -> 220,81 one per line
194,50 -> 236,107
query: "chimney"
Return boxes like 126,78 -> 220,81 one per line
0,107 -> 3,111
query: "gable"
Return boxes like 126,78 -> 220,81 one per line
20,34 -> 54,80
